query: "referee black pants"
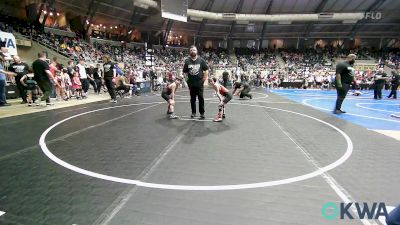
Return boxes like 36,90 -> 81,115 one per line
335,83 -> 350,110
387,84 -> 398,99
189,85 -> 204,115
37,79 -> 52,103
94,79 -> 102,94
374,82 -> 384,99
104,77 -> 116,100
15,75 -> 27,102
81,78 -> 89,94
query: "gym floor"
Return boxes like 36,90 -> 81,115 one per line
0,88 -> 399,225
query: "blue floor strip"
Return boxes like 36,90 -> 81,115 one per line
271,89 -> 400,130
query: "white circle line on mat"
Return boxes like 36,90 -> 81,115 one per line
39,101 -> 353,191
270,90 -> 378,99
355,103 -> 400,114
302,98 -> 400,123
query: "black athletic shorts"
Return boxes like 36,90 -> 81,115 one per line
222,92 -> 232,104
161,91 -> 171,102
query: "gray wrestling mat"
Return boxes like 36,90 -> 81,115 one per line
0,88 -> 398,225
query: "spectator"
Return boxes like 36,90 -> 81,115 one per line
49,58 -> 58,98
387,69 -> 399,99
373,68 -> 387,100
76,59 -> 88,97
102,55 -> 117,103
67,60 -> 75,79
32,52 -> 59,106
71,71 -> 82,99
9,55 -> 30,104
115,75 -> 131,98
86,65 -> 99,94
61,68 -> 72,100
54,70 -> 66,101
0,53 -> 17,107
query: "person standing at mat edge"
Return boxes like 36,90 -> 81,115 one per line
32,52 -> 60,106
183,45 -> 209,119
334,54 -> 357,114
0,53 -> 17,107
10,55 -> 30,104
103,55 -> 117,103
387,68 -> 399,99
373,67 -> 387,100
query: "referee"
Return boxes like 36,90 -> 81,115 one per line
373,67 -> 387,100
183,45 -> 209,119
102,55 -> 117,103
334,54 -> 356,114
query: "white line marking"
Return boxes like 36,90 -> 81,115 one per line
178,115 -> 215,122
178,118 -> 214,122
391,114 -> 400,118
254,101 -> 300,104
272,90 -> 384,99
39,101 -> 353,191
0,103 -> 161,162
356,103 -> 400,114
95,131 -> 188,225
302,98 -> 400,123
262,107 -> 375,225
0,211 -> 5,217
175,92 -> 269,100
56,106 -> 89,114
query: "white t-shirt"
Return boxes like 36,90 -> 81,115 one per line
77,64 -> 87,79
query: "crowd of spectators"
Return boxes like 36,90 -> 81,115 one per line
1,12 -> 399,108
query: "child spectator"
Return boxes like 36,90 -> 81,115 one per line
20,73 -> 38,106
72,71 -> 82,99
55,70 -> 66,100
62,68 -> 72,100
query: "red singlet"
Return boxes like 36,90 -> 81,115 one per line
218,85 -> 229,95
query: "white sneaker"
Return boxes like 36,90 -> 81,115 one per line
169,114 -> 179,119
213,116 -> 223,122
213,113 -> 223,122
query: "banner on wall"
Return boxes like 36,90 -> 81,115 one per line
0,31 -> 18,57
354,63 -> 377,71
